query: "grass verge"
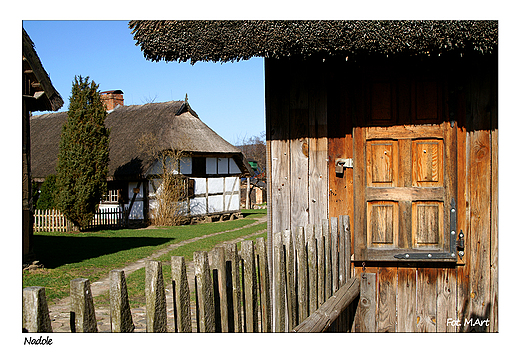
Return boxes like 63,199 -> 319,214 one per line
96,224 -> 268,307
24,209 -> 266,304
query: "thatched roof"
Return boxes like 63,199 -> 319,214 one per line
129,20 -> 498,64
30,100 -> 249,180
23,29 -> 64,111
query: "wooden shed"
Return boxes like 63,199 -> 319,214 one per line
130,20 -> 498,332
23,29 -> 64,261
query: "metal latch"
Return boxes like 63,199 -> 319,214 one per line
335,158 -> 353,174
457,230 -> 465,258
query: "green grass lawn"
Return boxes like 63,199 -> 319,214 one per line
24,209 -> 266,304
100,225 -> 268,308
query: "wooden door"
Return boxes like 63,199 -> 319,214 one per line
353,73 -> 458,262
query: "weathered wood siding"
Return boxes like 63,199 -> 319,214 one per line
265,58 -> 329,269
266,54 -> 498,332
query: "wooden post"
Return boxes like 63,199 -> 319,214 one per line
70,278 -> 98,332
194,251 -> 215,332
273,231 -> 286,332
256,237 -> 272,332
330,217 -> 339,293
316,226 -> 325,306
306,224 -> 318,313
342,215 -> 351,280
211,247 -> 228,332
296,226 -> 308,323
283,229 -> 297,330
171,256 -> 192,333
242,240 -> 258,332
145,260 -> 167,332
109,270 -> 134,332
23,286 -> 52,333
338,216 -> 346,287
322,218 -> 332,299
246,177 -> 250,209
225,243 -> 242,332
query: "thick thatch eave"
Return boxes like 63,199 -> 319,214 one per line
129,20 -> 498,64
23,29 -> 64,112
30,100 -> 249,180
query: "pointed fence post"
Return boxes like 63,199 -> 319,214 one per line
171,256 -> 192,333
109,270 -> 134,332
194,251 -> 215,332
306,224 -> 318,313
330,217 -> 339,293
342,215 -> 351,280
296,226 -> 308,323
283,229 -> 297,330
212,246 -> 229,332
242,240 -> 258,332
315,224 -> 326,306
273,231 -> 286,332
23,286 -> 53,333
145,260 -> 167,332
70,278 -> 98,332
256,237 -> 272,332
225,243 -> 242,332
338,215 -> 346,287
322,218 -> 332,299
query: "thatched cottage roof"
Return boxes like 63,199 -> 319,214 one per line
129,20 -> 498,64
30,100 -> 249,180
23,29 -> 64,111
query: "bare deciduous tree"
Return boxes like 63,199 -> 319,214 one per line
138,133 -> 188,226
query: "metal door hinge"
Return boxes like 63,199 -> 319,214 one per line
335,158 -> 353,174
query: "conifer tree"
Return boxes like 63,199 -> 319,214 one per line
35,174 -> 57,210
55,76 -> 110,228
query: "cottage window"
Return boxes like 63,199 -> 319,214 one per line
103,189 -> 119,203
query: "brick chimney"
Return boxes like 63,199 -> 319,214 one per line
100,90 -> 124,111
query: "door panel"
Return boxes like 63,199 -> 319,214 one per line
412,140 -> 443,187
366,140 -> 398,187
367,201 -> 398,248
412,201 -> 444,248
354,74 -> 457,262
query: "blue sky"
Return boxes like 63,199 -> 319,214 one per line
22,20 -> 266,145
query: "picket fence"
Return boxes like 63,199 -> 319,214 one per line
23,215 -> 372,333
33,208 -> 127,232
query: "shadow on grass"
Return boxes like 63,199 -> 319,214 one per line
240,209 -> 267,219
32,235 -> 174,269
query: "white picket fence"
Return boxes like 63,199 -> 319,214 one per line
33,209 -> 74,232
33,208 -> 127,232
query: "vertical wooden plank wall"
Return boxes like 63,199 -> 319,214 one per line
459,56 -> 498,332
267,58 -> 330,233
266,56 -> 498,332
266,58 -> 330,308
352,58 -> 497,332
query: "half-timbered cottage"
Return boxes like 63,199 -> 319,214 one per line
130,20 -> 498,332
23,29 -> 64,261
30,94 -> 251,223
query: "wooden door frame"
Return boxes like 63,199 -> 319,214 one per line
353,121 -> 459,262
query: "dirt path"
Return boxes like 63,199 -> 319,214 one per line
47,215 -> 267,332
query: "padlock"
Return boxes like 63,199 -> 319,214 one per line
335,161 -> 345,174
